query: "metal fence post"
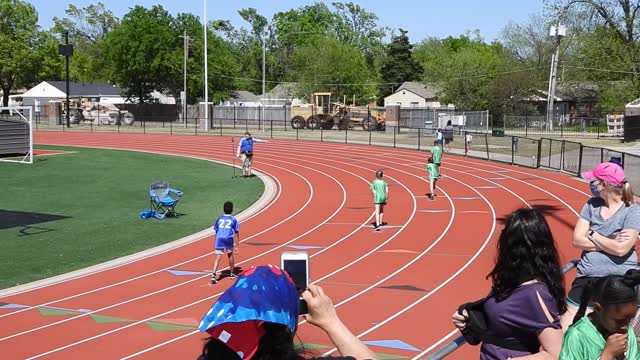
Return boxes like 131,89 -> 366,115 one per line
369,125 -> 372,146
577,144 -> 584,177
283,105 -> 287,132
170,119 -> 173,135
393,126 -> 396,148
485,134 -> 489,160
143,118 -> 146,134
417,128 -> 421,151
511,136 -> 515,164
560,140 -> 566,171
270,120 -> 273,139
537,139 -> 542,168
220,113 -> 223,136
345,124 -> 348,144
233,105 -> 237,129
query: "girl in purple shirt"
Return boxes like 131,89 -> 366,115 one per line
453,208 -> 567,359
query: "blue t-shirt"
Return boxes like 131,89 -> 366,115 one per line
240,138 -> 255,153
214,214 -> 239,241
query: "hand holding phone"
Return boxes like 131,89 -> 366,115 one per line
281,251 -> 309,315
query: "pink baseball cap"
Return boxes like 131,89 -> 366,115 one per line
582,162 -> 626,187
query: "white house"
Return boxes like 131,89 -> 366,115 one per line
384,82 -> 454,108
21,81 -> 176,107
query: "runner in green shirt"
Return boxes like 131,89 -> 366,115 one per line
431,140 -> 442,178
370,170 -> 388,231
560,270 -> 640,360
426,157 -> 439,200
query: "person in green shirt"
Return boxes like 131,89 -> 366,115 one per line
426,157 -> 439,200
431,140 -> 442,179
370,170 -> 388,231
560,269 -> 640,360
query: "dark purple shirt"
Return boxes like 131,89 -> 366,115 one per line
480,282 -> 561,360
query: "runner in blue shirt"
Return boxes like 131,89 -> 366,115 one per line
236,131 -> 267,178
211,201 -> 240,284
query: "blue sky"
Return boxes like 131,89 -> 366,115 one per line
30,0 -> 545,42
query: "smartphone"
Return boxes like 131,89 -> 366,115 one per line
281,251 -> 309,315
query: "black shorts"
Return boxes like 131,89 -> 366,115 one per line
375,202 -> 387,206
567,276 -> 598,306
444,138 -> 452,145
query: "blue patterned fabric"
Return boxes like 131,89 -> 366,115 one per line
198,265 -> 300,334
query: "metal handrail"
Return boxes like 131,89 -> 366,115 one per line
424,259 -> 580,360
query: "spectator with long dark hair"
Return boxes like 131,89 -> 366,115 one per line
197,265 -> 377,360
559,269 -> 640,359
452,208 -> 567,359
561,162 -> 640,329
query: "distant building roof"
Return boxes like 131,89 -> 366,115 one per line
262,83 -> 299,99
229,90 -> 258,102
394,82 -> 440,99
46,81 -> 125,96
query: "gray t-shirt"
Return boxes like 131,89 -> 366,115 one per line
576,198 -> 640,277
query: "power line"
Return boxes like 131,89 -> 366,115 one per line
210,66 -> 550,87
563,65 -> 637,74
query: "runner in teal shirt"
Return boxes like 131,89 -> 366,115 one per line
431,140 -> 443,178
370,170 -> 388,231
426,157 -> 439,200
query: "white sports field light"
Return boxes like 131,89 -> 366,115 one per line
0,106 -> 33,164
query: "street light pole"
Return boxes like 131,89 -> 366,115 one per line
65,31 -> 70,128
262,33 -> 266,131
57,31 -> 73,128
203,0 -> 208,132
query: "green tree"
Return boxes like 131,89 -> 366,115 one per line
52,2 -> 119,82
379,29 -> 423,98
414,33 -> 517,112
289,36 -> 379,104
103,5 -> 178,103
0,0 -> 51,107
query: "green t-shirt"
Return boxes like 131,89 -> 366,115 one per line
431,145 -> 442,164
370,179 -> 388,204
559,316 -> 639,360
426,163 -> 439,179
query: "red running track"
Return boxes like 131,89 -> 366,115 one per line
0,132 -> 589,360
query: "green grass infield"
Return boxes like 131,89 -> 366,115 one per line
0,145 -> 264,289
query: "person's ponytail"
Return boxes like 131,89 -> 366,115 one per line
622,269 -> 640,288
572,280 -> 593,325
621,180 -> 634,206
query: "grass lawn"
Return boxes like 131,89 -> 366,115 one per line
0,145 -> 264,289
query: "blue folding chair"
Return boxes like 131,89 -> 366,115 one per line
149,181 -> 183,219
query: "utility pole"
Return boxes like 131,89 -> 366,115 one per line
546,2 -> 576,131
546,24 -> 565,131
180,31 -> 191,128
58,31 -> 73,128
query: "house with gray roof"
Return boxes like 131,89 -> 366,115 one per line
222,90 -> 260,106
260,83 -> 304,106
383,82 -> 452,108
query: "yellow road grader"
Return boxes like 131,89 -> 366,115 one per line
290,93 -> 385,131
